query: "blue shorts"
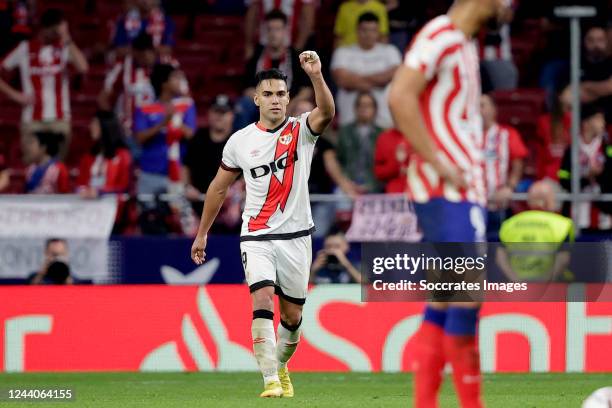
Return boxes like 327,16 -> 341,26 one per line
414,198 -> 487,243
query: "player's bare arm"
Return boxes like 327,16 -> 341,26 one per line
388,66 -> 467,188
299,51 -> 335,134
191,167 -> 241,264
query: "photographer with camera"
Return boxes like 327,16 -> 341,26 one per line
30,238 -> 73,285
310,230 -> 361,284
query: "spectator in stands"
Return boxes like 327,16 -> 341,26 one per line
331,12 -> 401,128
112,0 -> 175,60
0,0 -> 33,56
480,0 -> 518,92
99,32 -> 156,140
0,154 -> 9,192
310,229 -> 361,284
385,0 -> 424,53
0,8 -> 88,162
334,0 -> 389,48
24,131 -> 70,194
374,127 -> 410,193
30,238 -> 73,285
244,0 -> 316,60
481,94 -> 528,233
558,105 -> 611,230
536,86 -> 572,181
577,25 -> 612,123
184,94 -> 242,230
133,63 -> 196,196
236,9 -> 312,129
336,92 -> 384,193
496,180 -> 573,282
290,99 -> 360,237
598,125 -> 612,216
77,111 -> 133,198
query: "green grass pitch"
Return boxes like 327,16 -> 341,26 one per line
0,372 -> 609,407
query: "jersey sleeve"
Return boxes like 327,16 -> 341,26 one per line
2,41 -> 26,70
403,32 -> 462,81
300,112 -> 320,144
221,135 -> 241,172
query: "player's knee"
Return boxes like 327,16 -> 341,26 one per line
280,310 -> 302,327
251,287 -> 275,311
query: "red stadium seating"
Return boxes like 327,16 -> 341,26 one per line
491,88 -> 546,140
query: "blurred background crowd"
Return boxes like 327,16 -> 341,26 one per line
0,0 -> 611,241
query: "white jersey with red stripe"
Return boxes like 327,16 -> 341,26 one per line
104,55 -> 155,134
484,124 -> 511,193
221,113 -> 318,240
484,123 -> 528,194
403,15 -> 486,206
2,40 -> 70,122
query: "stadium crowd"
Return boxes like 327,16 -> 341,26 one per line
0,0 -> 611,238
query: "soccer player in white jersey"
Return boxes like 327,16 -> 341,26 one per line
191,52 -> 334,398
389,1 -> 505,407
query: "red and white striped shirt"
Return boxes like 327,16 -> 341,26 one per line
484,123 -> 527,194
403,15 -> 486,205
1,40 -> 70,122
104,55 -> 155,134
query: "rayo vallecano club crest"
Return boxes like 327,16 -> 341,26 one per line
279,134 -> 292,145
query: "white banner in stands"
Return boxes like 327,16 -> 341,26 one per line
345,194 -> 422,242
0,195 -> 117,282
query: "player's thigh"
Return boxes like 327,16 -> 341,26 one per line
414,199 -> 486,242
240,240 -> 277,293
274,236 -> 312,305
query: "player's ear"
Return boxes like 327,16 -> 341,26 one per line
253,92 -> 260,107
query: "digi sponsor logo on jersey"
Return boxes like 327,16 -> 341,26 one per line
249,150 -> 299,179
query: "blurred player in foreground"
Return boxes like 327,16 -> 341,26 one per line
191,52 -> 334,398
389,0 -> 505,407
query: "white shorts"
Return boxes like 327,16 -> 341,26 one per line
240,236 -> 312,304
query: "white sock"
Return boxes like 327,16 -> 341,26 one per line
277,319 -> 302,369
252,317 -> 279,384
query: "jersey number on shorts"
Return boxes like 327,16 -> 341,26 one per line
248,122 -> 301,232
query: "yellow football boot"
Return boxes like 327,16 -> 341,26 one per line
278,367 -> 294,398
259,380 -> 283,398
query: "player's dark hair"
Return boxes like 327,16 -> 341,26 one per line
132,32 -> 154,51
254,68 -> 288,88
264,8 -> 288,25
40,8 -> 65,29
91,111 -> 126,159
357,12 -> 380,26
151,63 -> 176,98
34,131 -> 63,158
45,237 -> 67,249
355,91 -> 377,111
